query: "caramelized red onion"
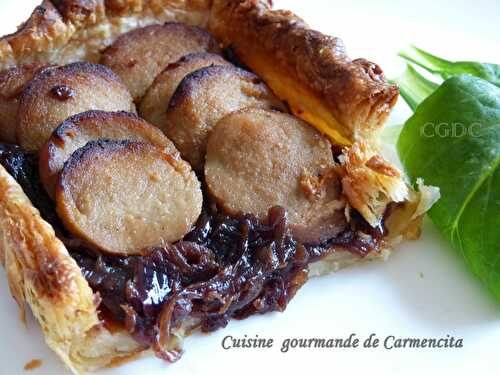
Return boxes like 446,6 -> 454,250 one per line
154,206 -> 310,360
72,242 -> 220,347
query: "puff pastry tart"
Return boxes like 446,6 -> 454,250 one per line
0,0 -> 439,373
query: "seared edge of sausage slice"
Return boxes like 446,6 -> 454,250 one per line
17,62 -> 136,151
39,110 -> 180,198
205,108 -> 346,244
165,65 -> 286,171
139,52 -> 232,130
56,139 -> 203,255
0,64 -> 51,143
100,23 -> 222,101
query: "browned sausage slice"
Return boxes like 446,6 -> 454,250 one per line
17,62 -> 135,151
139,52 -> 231,129
100,23 -> 221,101
165,65 -> 286,170
56,140 -> 202,255
205,108 -> 346,244
39,110 -> 180,198
0,64 -> 49,143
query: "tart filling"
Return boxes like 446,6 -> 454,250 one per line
0,142 -> 385,360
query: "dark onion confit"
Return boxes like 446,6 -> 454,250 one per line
154,206 -> 310,360
0,143 -> 61,229
72,242 -> 220,348
0,143 -> 383,361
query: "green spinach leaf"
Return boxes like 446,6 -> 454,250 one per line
399,46 -> 500,87
397,75 -> 500,300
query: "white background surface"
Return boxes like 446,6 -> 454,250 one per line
0,0 -> 499,374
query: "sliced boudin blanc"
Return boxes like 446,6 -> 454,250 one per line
17,62 -> 135,151
0,64 -> 50,143
56,140 -> 202,255
100,23 -> 221,101
139,52 -> 232,130
205,108 -> 346,244
164,65 -> 286,170
39,110 -> 180,198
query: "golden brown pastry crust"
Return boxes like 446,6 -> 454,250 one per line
0,0 -> 212,69
0,1 -> 433,374
0,164 -> 145,373
208,0 -> 399,144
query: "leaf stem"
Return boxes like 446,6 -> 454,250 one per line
392,64 -> 439,111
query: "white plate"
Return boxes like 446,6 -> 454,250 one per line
0,1 -> 499,374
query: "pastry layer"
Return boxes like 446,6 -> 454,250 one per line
209,0 -> 399,144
